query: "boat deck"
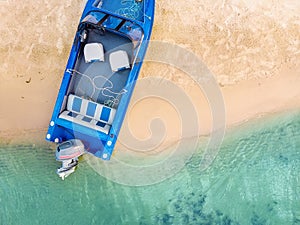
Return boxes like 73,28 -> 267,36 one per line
69,30 -> 133,108
93,0 -> 145,22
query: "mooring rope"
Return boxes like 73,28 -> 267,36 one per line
68,69 -> 127,108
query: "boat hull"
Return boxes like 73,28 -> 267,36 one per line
46,0 -> 155,160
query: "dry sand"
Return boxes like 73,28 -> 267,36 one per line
0,0 -> 299,146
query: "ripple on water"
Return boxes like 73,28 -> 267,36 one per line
0,111 -> 300,224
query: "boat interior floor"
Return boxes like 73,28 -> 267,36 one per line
69,30 -> 133,108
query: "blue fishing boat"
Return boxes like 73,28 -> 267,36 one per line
46,0 -> 155,177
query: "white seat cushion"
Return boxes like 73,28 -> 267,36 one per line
109,50 -> 130,72
59,94 -> 116,134
84,43 -> 104,63
66,94 -> 88,116
66,94 -> 116,125
59,111 -> 111,134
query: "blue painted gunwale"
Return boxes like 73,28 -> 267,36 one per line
46,0 -> 155,160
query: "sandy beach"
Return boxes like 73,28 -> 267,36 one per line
0,0 -> 299,146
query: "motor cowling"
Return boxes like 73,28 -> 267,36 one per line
56,139 -> 85,161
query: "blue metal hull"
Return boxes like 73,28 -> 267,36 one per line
46,0 -> 155,160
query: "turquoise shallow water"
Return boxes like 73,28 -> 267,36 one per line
1,110 -> 300,225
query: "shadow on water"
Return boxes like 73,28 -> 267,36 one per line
150,192 -> 240,225
0,110 -> 300,224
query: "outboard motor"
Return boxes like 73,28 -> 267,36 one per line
56,139 -> 85,180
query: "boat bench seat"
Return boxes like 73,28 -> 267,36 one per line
59,94 -> 116,134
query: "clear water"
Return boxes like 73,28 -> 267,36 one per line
1,110 -> 300,225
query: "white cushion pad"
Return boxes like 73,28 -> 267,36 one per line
59,111 -> 111,134
109,50 -> 130,72
84,43 -> 104,63
59,94 -> 116,134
